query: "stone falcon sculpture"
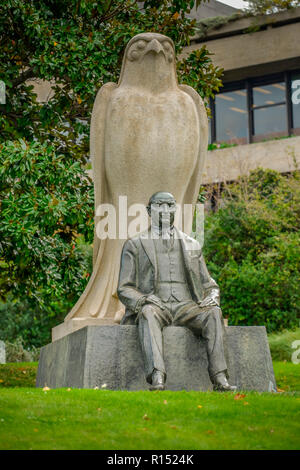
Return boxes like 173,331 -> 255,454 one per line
65,32 -> 208,323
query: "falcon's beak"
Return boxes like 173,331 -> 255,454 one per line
145,39 -> 165,57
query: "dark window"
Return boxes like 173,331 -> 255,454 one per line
252,81 -> 287,140
215,89 -> 247,143
211,71 -> 300,144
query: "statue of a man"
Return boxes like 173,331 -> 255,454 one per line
117,191 -> 237,392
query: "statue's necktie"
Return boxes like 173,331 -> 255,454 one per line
162,232 -> 174,250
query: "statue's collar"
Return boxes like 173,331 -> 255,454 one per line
149,224 -> 175,240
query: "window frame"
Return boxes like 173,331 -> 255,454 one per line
210,70 -> 300,145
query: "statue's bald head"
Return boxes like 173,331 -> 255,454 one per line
148,191 -> 176,207
146,192 -> 176,222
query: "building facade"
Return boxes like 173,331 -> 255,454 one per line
182,6 -> 300,184
28,4 -> 300,185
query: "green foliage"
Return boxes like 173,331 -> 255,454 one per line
247,0 -> 300,15
0,362 -> 38,387
207,142 -> 237,151
0,139 -> 94,327
194,12 -> 246,39
0,300 -> 57,348
203,168 -> 300,332
0,0 -> 222,161
4,338 -> 39,363
176,47 -> 223,105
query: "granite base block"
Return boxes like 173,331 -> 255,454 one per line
36,325 -> 276,392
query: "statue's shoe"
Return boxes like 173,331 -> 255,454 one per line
213,372 -> 237,392
149,370 -> 165,391
213,383 -> 237,392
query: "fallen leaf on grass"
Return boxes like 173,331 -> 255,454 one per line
163,400 -> 168,405
22,370 -> 27,375
197,405 -> 203,409
67,388 -> 71,392
97,408 -> 102,412
206,430 -> 215,435
270,429 -> 274,433
234,393 -> 246,400
33,429 -> 39,433
170,425 -> 177,430
143,414 -> 150,421
277,388 -> 285,393
43,386 -> 50,391
243,402 -> 249,406
0,379 -> 4,383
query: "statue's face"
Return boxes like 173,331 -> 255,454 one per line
148,193 -> 176,231
126,33 -> 175,64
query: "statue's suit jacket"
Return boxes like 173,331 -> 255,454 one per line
117,227 -> 220,324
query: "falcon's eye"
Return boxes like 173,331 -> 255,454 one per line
137,40 -> 147,50
128,48 -> 140,61
163,41 -> 171,51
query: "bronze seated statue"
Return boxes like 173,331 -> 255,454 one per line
117,191 -> 237,392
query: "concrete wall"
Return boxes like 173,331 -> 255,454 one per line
182,8 -> 300,82
26,79 -> 55,103
202,135 -> 300,184
86,136 -> 300,185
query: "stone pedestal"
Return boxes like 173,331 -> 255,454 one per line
52,317 -> 115,342
36,325 -> 277,392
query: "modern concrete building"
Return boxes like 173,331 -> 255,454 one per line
181,6 -> 300,184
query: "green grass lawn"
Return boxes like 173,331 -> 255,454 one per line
273,361 -> 300,392
0,361 -> 299,450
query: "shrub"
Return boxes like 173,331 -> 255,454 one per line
203,168 -> 300,332
0,139 -> 94,346
5,337 -> 39,363
268,328 -> 300,362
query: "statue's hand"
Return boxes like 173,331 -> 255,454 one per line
146,294 -> 166,311
198,296 -> 218,308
